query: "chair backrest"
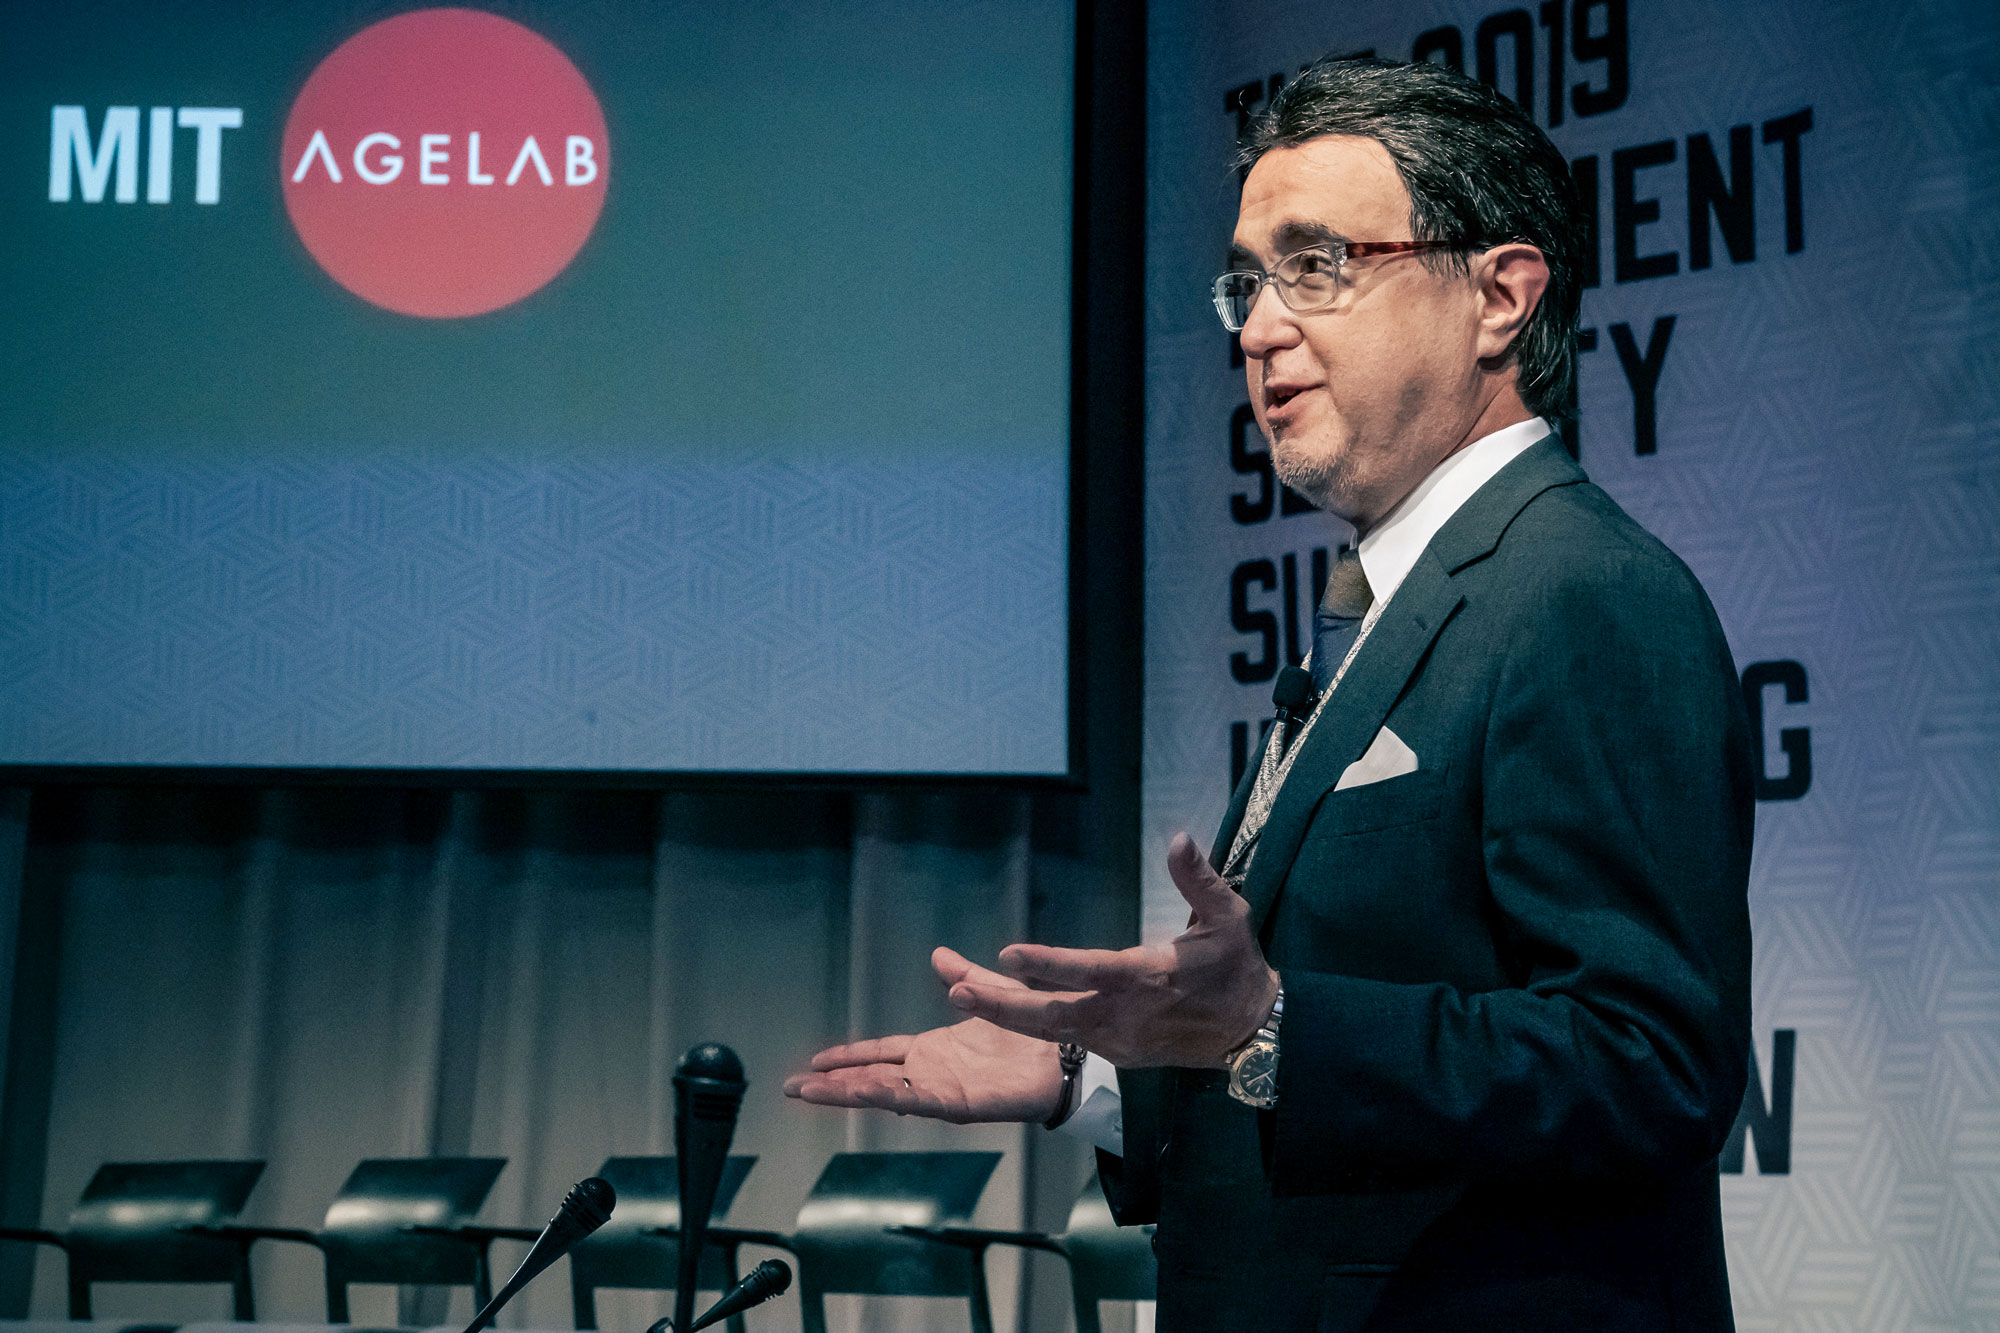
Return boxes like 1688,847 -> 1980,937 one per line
1063,1173 -> 1156,1308
790,1151 -> 1001,1300
317,1157 -> 506,1288
64,1161 -> 267,1285
568,1156 -> 756,1295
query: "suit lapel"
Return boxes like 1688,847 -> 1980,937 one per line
1239,435 -> 1586,936
1241,556 -> 1461,934
1210,726 -> 1270,873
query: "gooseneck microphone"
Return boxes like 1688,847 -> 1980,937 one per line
688,1259 -> 792,1331
458,1176 -> 616,1333
643,1259 -> 791,1333
673,1042 -> 747,1333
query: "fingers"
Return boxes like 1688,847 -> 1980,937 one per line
1167,830 -> 1241,921
933,945 -> 1026,992
932,946 -> 976,985
948,979 -> 1092,1043
806,1035 -> 913,1071
997,942 -> 1143,991
784,1065 -> 928,1114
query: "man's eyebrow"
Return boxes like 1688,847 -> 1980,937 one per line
1273,219 -> 1348,251
1227,220 -> 1349,269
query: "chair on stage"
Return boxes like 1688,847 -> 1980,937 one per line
701,1150 -> 1001,1333
1051,1173 -> 1157,1332
215,1156 -> 511,1322
894,1172 -> 1157,1333
0,1160 -> 268,1319
566,1155 -> 756,1333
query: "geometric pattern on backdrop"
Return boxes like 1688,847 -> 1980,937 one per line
0,451 -> 1067,773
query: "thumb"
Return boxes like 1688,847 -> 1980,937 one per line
1166,831 -> 1239,920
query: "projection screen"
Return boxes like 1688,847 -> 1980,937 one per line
0,1 -> 1075,777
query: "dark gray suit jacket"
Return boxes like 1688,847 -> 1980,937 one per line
1103,438 -> 1754,1331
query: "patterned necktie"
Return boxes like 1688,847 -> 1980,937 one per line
1310,547 -> 1373,697
1222,547 -> 1375,879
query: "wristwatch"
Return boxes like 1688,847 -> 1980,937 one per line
1225,986 -> 1284,1109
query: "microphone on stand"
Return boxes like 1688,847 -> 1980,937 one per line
458,1176 -> 616,1333
687,1259 -> 791,1331
643,1259 -> 791,1333
673,1043 -> 747,1333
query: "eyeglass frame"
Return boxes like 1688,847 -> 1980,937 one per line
1210,239 -> 1465,332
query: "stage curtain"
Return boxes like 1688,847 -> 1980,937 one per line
0,784 -> 1105,1333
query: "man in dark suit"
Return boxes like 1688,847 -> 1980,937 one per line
787,58 -> 1752,1330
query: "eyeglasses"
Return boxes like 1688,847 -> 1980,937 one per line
1211,240 -> 1460,332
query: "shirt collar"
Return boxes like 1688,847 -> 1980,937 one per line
1355,416 -> 1551,605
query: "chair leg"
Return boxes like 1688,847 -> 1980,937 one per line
797,1277 -> 828,1333
326,1271 -> 350,1323
572,1279 -> 596,1331
966,1254 -> 994,1333
473,1243 -> 494,1310
66,1272 -> 90,1321
233,1245 -> 257,1321
1071,1288 -> 1103,1333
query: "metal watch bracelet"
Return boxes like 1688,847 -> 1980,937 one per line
1225,987 -> 1284,1109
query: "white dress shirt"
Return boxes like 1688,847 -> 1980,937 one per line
1057,416 -> 1551,1157
1352,414 -> 1550,606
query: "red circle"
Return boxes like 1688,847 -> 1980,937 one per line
281,8 -> 608,318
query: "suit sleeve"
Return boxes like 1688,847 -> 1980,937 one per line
1266,552 -> 1755,1193
1096,1066 -> 1170,1224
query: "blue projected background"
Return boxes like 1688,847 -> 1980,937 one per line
0,1 -> 1074,774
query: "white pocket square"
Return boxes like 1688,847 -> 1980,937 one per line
1335,725 -> 1419,791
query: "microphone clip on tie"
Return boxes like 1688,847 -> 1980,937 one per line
1271,663 -> 1317,750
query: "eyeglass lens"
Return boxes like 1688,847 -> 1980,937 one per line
1212,249 -> 1344,331
1213,273 -> 1263,331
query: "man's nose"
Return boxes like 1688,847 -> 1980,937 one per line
1237,282 -> 1301,359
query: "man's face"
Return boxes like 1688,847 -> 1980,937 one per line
1232,135 -> 1492,531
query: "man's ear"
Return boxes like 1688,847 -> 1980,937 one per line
1474,242 -> 1550,363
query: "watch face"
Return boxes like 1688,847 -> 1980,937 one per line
1230,1039 -> 1279,1107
